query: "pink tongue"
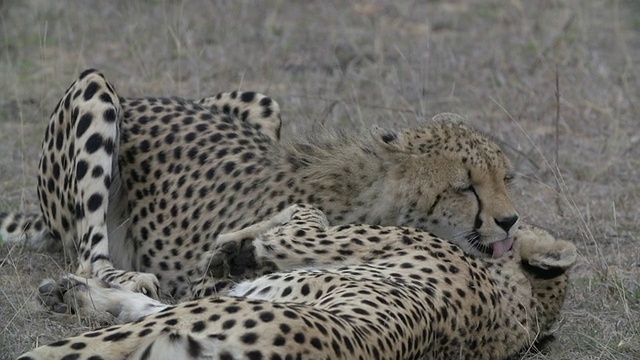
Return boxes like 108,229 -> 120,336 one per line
492,237 -> 514,258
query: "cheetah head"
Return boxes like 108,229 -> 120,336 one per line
371,113 -> 518,257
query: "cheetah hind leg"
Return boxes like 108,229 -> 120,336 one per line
37,274 -> 169,323
42,69 -> 159,299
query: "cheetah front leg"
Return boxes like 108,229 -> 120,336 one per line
194,205 -> 300,281
204,204 -> 435,274
39,69 -> 159,302
197,204 -> 331,280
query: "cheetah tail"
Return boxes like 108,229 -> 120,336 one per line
0,212 -> 56,250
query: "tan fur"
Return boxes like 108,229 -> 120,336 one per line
2,69 -> 518,302
20,205 -> 576,360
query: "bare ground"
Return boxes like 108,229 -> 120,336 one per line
0,0 -> 638,359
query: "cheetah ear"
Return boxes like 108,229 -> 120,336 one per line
370,125 -> 409,153
431,112 -> 467,125
518,227 -> 577,278
370,114 -> 466,153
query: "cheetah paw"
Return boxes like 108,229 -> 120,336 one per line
196,206 -> 302,279
38,274 -> 166,323
38,275 -> 122,322
197,237 -> 259,279
109,270 -> 160,300
267,204 -> 305,225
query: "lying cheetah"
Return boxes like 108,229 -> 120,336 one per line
19,204 -> 577,360
1,69 -> 519,302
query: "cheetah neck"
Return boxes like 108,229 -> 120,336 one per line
278,137 -> 394,225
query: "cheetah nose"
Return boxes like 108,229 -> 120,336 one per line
495,215 -> 518,233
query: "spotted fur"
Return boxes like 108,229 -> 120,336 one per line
19,204 -> 577,360
1,69 -> 519,302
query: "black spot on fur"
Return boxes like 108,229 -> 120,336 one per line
103,331 -> 132,342
76,113 -> 93,137
87,194 -> 104,212
61,354 -> 80,360
83,82 -> 100,101
79,69 -> 98,80
48,339 -> 70,347
85,133 -> 104,153
241,332 -> 258,345
381,132 -> 397,143
187,335 -> 203,357
240,91 -> 256,103
192,321 -> 206,332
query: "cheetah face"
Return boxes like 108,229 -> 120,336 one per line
372,113 -> 519,257
420,170 -> 518,258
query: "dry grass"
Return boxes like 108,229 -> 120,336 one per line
1,0 -> 638,358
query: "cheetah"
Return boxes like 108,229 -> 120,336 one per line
1,69 -> 519,302
19,204 -> 577,360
